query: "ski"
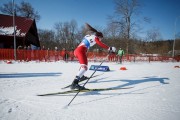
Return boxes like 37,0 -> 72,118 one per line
37,87 -> 133,96
61,73 -> 104,89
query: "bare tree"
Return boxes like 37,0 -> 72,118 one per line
68,20 -> 78,47
145,28 -> 161,42
144,28 -> 162,54
105,22 -> 122,39
38,29 -> 55,49
0,1 -> 16,15
54,20 -> 78,50
17,1 -> 40,21
0,1 -> 40,22
109,0 -> 142,54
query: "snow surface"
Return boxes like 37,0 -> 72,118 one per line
0,61 -> 180,120
0,26 -> 26,36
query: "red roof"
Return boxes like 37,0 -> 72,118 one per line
0,14 -> 34,37
0,14 -> 40,48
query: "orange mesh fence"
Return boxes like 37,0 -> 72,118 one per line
0,49 -> 177,62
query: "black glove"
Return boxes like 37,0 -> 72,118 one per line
108,47 -> 113,54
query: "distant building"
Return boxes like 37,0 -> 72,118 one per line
0,14 -> 40,49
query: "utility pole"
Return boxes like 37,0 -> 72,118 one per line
12,0 -> 16,60
172,16 -> 180,57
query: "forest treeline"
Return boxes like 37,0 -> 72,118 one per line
38,25 -> 180,56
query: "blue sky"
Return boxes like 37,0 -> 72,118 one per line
0,0 -> 180,40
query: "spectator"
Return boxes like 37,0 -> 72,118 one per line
69,48 -> 74,61
40,46 -> 46,61
117,48 -> 124,64
54,47 -> 59,61
27,46 -> 31,61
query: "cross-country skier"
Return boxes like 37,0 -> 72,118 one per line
71,23 -> 116,90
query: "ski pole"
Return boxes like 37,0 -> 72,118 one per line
67,60 -> 104,106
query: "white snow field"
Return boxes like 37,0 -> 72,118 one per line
0,61 -> 180,120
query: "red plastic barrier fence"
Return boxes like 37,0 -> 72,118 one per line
0,49 -> 177,62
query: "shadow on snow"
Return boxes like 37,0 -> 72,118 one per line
0,72 -> 62,78
70,76 -> 170,106
93,76 -> 169,89
59,76 -> 170,97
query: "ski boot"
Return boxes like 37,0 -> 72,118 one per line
79,75 -> 89,82
71,76 -> 86,90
